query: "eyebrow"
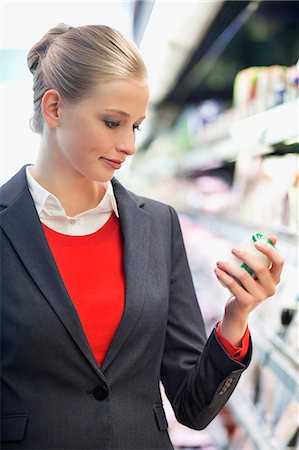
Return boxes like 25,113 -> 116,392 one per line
103,108 -> 146,120
103,109 -> 130,117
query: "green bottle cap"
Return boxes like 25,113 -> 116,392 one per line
252,233 -> 276,248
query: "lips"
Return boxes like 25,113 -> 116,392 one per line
101,158 -> 123,170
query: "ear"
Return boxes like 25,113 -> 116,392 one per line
41,89 -> 62,128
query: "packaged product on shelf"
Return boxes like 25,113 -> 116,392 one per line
233,64 -> 298,116
281,171 -> 299,235
285,60 -> 299,102
268,65 -> 287,109
235,154 -> 299,236
233,67 -> 259,117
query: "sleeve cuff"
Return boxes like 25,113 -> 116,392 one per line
216,322 -> 250,362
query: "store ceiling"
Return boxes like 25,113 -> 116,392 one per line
144,0 -> 299,134
138,1 -> 223,106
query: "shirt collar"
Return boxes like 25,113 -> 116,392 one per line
26,166 -> 119,218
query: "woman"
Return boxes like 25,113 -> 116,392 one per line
0,24 -> 284,449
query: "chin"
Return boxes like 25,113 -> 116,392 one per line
90,172 -> 114,184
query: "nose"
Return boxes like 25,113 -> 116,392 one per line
115,131 -> 136,156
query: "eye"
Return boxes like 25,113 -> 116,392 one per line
104,120 -> 120,129
133,124 -> 142,132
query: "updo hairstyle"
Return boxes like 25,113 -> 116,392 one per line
27,23 -> 147,133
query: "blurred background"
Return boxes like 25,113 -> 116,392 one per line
1,1 -> 298,449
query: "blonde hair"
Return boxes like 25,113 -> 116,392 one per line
27,23 -> 147,133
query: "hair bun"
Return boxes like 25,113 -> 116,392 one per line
27,23 -> 74,74
48,23 -> 74,36
27,49 -> 41,74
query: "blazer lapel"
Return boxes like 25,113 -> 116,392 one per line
101,178 -> 150,372
0,167 -> 103,377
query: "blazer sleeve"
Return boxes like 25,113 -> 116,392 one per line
160,206 -> 252,430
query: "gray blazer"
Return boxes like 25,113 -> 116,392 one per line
0,166 -> 251,450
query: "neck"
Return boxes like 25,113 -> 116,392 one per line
31,142 -> 106,216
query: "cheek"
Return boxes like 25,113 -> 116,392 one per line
60,115 -> 112,156
74,118 -> 100,144
69,125 -> 97,151
87,129 -> 113,154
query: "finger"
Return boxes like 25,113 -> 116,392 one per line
267,235 -> 278,246
254,241 -> 284,282
214,267 -> 257,312
230,246 -> 279,298
232,243 -> 282,283
216,260 -> 264,300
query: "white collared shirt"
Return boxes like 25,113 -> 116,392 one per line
26,166 -> 119,236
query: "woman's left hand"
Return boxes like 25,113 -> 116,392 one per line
215,235 -> 285,346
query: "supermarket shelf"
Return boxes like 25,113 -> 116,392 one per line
182,209 -> 298,450
251,325 -> 298,399
180,100 -> 298,172
231,100 -> 298,148
228,324 -> 298,450
180,137 -> 239,172
229,392 -> 281,450
267,329 -> 298,371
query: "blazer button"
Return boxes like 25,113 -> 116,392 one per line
93,385 -> 109,401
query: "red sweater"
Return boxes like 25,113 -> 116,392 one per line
43,213 -> 249,366
42,213 -> 125,366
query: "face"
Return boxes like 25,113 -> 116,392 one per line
51,78 -> 149,183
